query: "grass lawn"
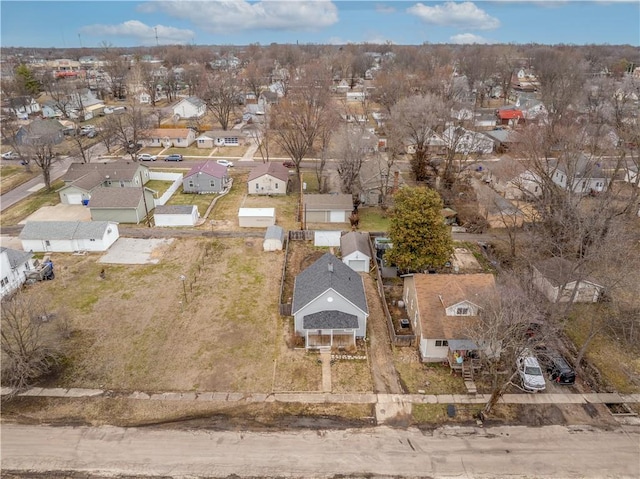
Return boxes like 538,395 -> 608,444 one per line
211,146 -> 247,158
27,237 -> 327,393
357,207 -> 390,233
166,185 -> 217,219
0,179 -> 64,227
0,164 -> 38,195
394,350 -> 468,395
145,180 -> 175,198
565,306 -> 640,394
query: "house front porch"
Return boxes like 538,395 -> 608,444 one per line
305,329 -> 356,350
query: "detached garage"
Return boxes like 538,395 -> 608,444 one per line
238,208 -> 276,228
154,205 -> 199,227
19,221 -> 119,252
341,231 -> 372,272
303,194 -> 353,224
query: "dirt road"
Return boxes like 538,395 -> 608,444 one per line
2,423 -> 639,478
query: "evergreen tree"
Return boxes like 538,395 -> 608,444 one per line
385,187 -> 453,271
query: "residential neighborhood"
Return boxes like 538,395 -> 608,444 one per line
0,29 -> 639,479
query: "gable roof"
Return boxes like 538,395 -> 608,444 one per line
292,253 -> 368,314
340,231 -> 371,258
0,247 -> 33,268
88,187 -> 145,208
303,311 -> 359,330
184,161 -> 227,180
62,161 -> 145,183
533,257 -> 602,288
154,205 -> 196,215
304,194 -> 353,210
197,129 -> 247,139
247,162 -> 290,182
19,221 -> 114,240
497,109 -> 524,120
177,96 -> 205,108
145,128 -> 194,139
550,154 -> 609,180
411,273 -> 496,339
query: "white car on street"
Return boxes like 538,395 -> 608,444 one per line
137,153 -> 157,162
2,151 -> 19,160
517,349 -> 546,392
216,159 -> 233,167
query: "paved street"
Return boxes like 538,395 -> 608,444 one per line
2,423 -> 639,478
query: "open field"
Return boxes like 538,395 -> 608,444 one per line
22,237 -> 337,393
0,180 -> 63,227
0,164 -> 38,195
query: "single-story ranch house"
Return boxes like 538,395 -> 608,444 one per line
19,221 -> 120,252
143,128 -> 196,148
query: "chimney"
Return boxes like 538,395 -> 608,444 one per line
328,262 -> 333,273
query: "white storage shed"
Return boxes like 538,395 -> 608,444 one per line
238,208 -> 276,228
154,205 -> 199,227
263,225 -> 286,251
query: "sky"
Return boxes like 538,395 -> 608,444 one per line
0,1 -> 638,49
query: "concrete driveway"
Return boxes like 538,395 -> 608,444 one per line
98,238 -> 174,264
19,204 -> 91,224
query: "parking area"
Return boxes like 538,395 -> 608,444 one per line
19,204 -> 91,224
98,238 -> 174,264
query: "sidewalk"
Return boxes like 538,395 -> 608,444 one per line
3,386 -> 639,405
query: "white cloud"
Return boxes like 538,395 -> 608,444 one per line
145,0 -> 339,34
80,20 -> 194,45
375,3 -> 396,14
450,33 -> 490,44
407,2 -> 501,30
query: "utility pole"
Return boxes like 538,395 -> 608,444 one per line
140,171 -> 151,227
155,27 -> 159,47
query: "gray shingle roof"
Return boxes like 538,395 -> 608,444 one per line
0,247 -> 33,268
154,205 -> 195,215
88,187 -> 143,208
62,161 -> 145,183
292,253 -> 367,314
264,225 -> 285,241
534,257 -> 601,287
304,194 -> 353,210
340,232 -> 371,258
303,311 -> 359,329
19,221 -> 113,240
247,162 -> 290,182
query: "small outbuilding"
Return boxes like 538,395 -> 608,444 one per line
314,230 -> 341,247
238,208 -> 276,228
19,221 -> 119,252
303,194 -> 353,224
340,231 -> 372,272
263,225 -> 286,251
154,205 -> 199,227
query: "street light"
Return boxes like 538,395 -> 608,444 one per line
179,274 -> 187,304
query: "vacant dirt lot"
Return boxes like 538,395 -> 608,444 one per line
23,237 -> 342,393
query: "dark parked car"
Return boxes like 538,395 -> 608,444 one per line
540,350 -> 576,385
164,154 -> 183,162
283,160 -> 295,168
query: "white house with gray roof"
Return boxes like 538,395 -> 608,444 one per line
19,221 -> 119,252
0,247 -> 35,298
292,253 -> 368,349
172,97 -> 206,119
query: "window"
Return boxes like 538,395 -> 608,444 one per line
275,183 -> 278,189
456,307 -> 470,315
255,183 -> 259,190
435,340 -> 448,347
90,238 -> 96,242
210,181 -> 215,187
188,181 -> 194,188
1,277 -> 8,287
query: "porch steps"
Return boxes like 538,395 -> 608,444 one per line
462,362 -> 477,395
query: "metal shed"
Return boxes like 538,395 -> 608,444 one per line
263,225 -> 285,251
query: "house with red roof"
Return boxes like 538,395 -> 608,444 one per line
183,161 -> 229,194
496,108 -> 525,127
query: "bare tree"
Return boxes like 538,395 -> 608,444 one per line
183,64 -> 205,97
103,102 -> 150,161
203,70 -> 240,131
1,292 -> 65,392
467,275 -> 544,416
333,125 -> 369,194
138,62 -> 159,107
103,54 -> 129,100
163,70 -> 179,102
389,93 -> 447,184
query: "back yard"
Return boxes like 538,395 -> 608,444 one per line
21,237 -> 372,394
